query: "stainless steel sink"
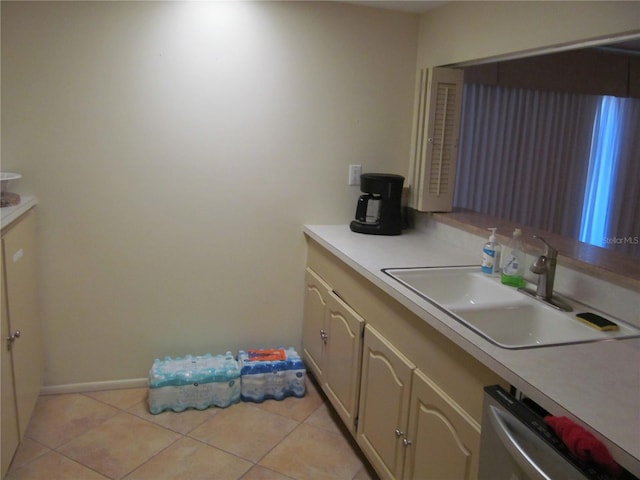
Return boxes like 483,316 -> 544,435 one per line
383,266 -> 640,349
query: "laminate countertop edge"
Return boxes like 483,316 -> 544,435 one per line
0,196 -> 38,231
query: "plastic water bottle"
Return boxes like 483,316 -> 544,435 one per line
501,229 -> 525,287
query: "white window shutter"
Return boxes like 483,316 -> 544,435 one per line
409,67 -> 464,212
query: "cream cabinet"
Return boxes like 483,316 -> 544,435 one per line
357,324 -> 414,480
302,267 -> 364,433
304,237 -> 507,480
403,369 -> 480,480
302,268 -> 327,379
1,210 -> 43,477
357,325 -> 481,480
1,264 -> 20,479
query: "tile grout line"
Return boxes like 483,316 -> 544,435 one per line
18,434 -> 111,480
119,434 -> 185,480
248,401 -> 320,464
18,392 -> 173,480
78,389 -> 297,478
244,375 -> 368,479
11,378 -> 369,480
75,391 -> 213,480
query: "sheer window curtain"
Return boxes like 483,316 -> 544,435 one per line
454,84 -> 600,239
579,96 -> 624,247
600,96 -> 640,256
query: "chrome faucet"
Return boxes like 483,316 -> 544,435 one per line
530,235 -> 557,302
521,235 -> 572,311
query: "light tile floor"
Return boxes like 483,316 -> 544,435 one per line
6,378 -> 378,480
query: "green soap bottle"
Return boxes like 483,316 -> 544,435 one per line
501,228 -> 525,288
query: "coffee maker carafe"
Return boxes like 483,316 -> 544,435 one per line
349,173 -> 404,235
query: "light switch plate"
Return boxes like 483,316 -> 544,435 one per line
348,164 -> 362,186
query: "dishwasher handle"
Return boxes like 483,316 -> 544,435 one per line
487,404 -> 553,480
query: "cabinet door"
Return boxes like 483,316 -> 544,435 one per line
403,369 -> 481,480
1,248 -> 20,478
357,325 -> 415,480
410,67 -> 464,212
323,292 -> 364,433
302,268 -> 329,380
2,211 -> 43,439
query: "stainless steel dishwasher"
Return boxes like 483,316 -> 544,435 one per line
479,385 -> 636,480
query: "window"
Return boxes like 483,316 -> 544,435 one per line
454,85 -> 639,256
579,96 -> 623,247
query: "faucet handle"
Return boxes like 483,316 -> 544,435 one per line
533,235 -> 557,258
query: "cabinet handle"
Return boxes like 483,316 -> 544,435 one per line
320,329 -> 328,344
403,438 -> 412,447
395,429 -> 404,437
6,329 -> 21,349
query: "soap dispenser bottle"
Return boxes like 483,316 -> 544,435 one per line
481,228 -> 501,275
501,228 -> 525,287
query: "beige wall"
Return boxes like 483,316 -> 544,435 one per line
1,1 -> 418,386
418,1 -> 640,67
4,0 -> 638,388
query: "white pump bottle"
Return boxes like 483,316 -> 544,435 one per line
481,228 -> 501,275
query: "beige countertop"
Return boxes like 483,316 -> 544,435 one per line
303,222 -> 640,477
1,195 -> 37,231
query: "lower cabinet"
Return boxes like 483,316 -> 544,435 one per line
302,267 -> 364,433
1,210 -> 44,477
357,325 -> 481,480
357,324 -> 414,480
403,369 -> 480,480
1,271 -> 20,479
303,240 -> 505,480
302,268 -> 328,379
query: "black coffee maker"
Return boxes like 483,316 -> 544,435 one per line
349,173 -> 404,235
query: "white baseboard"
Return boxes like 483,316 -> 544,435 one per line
40,378 -> 148,395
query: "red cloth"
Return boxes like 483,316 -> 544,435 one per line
544,415 -> 622,477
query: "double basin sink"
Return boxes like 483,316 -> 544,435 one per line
383,266 -> 640,349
